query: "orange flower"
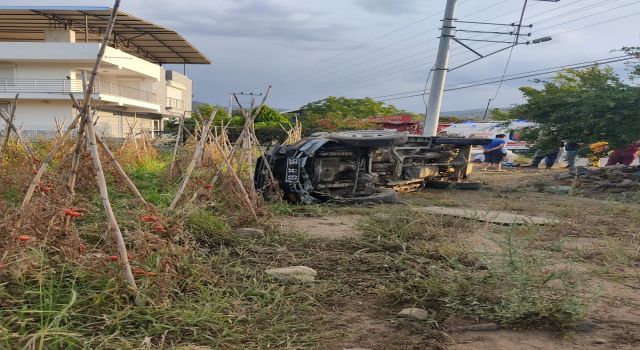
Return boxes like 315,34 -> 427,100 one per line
153,224 -> 167,233
141,215 -> 159,223
107,255 -> 119,262
17,235 -> 31,242
203,184 -> 213,190
132,267 -> 147,276
63,209 -> 83,218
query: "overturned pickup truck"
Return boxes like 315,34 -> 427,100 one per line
254,130 -> 491,204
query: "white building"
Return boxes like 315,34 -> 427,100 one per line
0,6 -> 210,139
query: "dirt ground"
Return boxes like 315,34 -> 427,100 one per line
275,168 -> 640,350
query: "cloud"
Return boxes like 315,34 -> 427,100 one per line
354,0 -> 422,14
125,0 -> 359,50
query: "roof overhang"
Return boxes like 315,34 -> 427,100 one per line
0,6 -> 211,65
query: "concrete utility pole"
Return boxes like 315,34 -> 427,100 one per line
423,0 -> 458,136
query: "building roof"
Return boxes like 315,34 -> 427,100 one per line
0,6 -> 211,64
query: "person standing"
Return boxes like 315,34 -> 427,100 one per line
483,134 -> 508,172
564,141 -> 580,172
606,141 -> 640,166
531,141 -> 564,169
588,142 -> 609,168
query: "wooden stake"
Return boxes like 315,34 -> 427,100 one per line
85,114 -> 137,290
76,0 -> 137,291
207,129 -> 257,219
94,132 -> 148,206
0,108 -> 37,160
21,114 -> 82,209
0,94 -> 18,165
169,111 -> 185,176
168,109 -> 218,211
169,109 -> 218,210
67,77 -> 90,195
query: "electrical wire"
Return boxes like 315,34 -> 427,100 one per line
276,0 -> 508,87
311,4 -> 640,96
290,0 -> 623,95
368,54 -> 632,100
373,56 -> 633,102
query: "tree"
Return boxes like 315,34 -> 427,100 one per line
490,108 -> 512,121
301,96 -> 402,119
508,65 -> 640,152
254,106 -> 289,126
439,115 -> 462,123
299,96 -> 407,131
192,103 -> 230,125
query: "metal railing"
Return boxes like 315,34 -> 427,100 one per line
166,96 -> 184,110
0,78 -> 157,103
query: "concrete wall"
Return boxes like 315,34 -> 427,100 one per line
0,43 -> 161,80
165,70 -> 193,112
0,100 -> 159,139
0,42 -> 194,137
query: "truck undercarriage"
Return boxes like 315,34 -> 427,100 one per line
255,130 -> 491,204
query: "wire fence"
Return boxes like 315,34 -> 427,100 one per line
0,125 -> 164,141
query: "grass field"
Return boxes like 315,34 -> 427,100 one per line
1,144 -> 639,349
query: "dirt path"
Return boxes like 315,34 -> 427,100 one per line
275,215 -> 363,239
274,169 -> 640,350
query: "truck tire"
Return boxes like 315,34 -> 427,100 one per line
328,130 -> 408,148
425,180 -> 482,190
334,188 -> 398,204
453,181 -> 483,190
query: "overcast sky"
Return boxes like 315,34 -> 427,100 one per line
4,0 -> 640,113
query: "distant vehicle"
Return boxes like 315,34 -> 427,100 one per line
254,130 -> 490,204
441,121 -> 535,153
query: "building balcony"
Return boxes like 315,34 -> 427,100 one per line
166,96 -> 185,111
0,78 -> 157,103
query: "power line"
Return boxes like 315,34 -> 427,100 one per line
447,0 -> 633,69
276,0 -> 512,87
289,0 -> 618,95
288,0 -> 640,101
275,5 -> 456,84
480,0 -> 532,120
369,54 -> 632,99
373,56 -> 634,102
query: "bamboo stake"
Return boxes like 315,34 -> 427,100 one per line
85,114 -> 137,290
194,87 -> 272,195
0,109 -> 36,159
139,128 -> 148,151
75,0 -> 137,291
0,94 -> 18,165
125,119 -> 141,161
169,111 -> 185,175
21,114 -> 82,209
208,129 -> 257,219
94,133 -> 148,206
168,109 -> 217,211
67,78 -> 90,195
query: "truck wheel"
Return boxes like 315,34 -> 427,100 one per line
453,181 -> 483,190
328,130 -> 408,147
425,180 -> 483,190
425,180 -> 453,189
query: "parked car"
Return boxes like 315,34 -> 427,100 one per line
254,130 -> 491,204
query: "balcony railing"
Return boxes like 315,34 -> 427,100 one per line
0,78 -> 157,103
166,96 -> 184,110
